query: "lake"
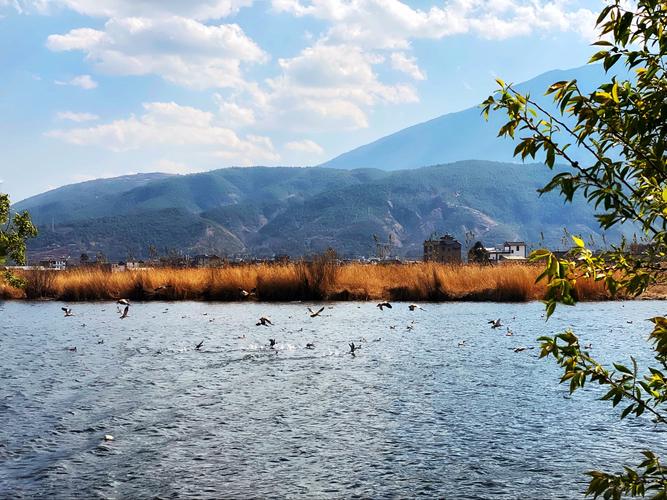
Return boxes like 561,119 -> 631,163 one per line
1,300 -> 665,499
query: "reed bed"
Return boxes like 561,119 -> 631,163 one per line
0,262 -> 619,302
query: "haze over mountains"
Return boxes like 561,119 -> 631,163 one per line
14,65 -> 626,261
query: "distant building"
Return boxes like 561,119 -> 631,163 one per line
111,263 -> 126,273
423,234 -> 462,264
38,258 -> 68,270
485,241 -> 528,262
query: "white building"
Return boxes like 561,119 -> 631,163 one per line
39,258 -> 68,270
485,241 -> 527,262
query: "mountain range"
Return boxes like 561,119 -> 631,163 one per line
13,64 -> 626,261
320,64 -> 606,170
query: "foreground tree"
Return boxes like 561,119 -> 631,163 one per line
0,193 -> 37,287
484,0 -> 667,497
468,241 -> 490,264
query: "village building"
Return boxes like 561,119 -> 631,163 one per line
485,241 -> 528,262
111,263 -> 126,273
112,260 -> 150,272
38,258 -> 69,270
423,234 -> 462,264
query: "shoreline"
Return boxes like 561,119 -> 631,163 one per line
2,262 -> 658,302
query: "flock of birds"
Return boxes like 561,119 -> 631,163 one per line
60,287 -> 537,355
56,290 -> 541,444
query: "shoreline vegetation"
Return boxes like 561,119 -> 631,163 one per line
2,261 -> 664,302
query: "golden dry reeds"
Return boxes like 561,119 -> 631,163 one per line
0,261 -> 621,302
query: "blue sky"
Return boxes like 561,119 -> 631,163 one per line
0,0 -> 603,201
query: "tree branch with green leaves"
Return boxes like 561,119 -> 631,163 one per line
1,193 -> 37,288
483,0 -> 667,497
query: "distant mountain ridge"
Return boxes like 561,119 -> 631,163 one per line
319,65 -> 606,170
13,65 -> 627,261
14,161 -> 626,261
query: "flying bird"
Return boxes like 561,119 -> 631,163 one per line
195,340 -> 204,350
377,301 -> 392,311
154,285 -> 173,292
62,307 -> 74,317
256,317 -> 273,326
408,304 -> 425,311
513,346 -> 534,353
239,287 -> 257,298
117,299 -> 130,306
269,338 -> 277,349
119,305 -> 129,319
488,318 -> 502,329
307,306 -> 325,317
349,342 -> 359,354
305,343 -> 315,349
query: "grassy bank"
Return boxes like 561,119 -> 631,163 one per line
0,262 -> 625,302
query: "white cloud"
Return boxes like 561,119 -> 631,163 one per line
264,43 -> 418,130
46,16 -> 266,89
54,74 -> 98,89
208,42 -> 418,132
215,94 -> 256,126
260,0 -> 597,130
285,139 -> 324,155
272,0 -> 598,47
5,0 -> 252,19
390,52 -> 425,80
26,0 -> 599,143
47,27 -> 104,50
56,111 -> 99,122
211,134 -> 278,163
46,101 -> 280,164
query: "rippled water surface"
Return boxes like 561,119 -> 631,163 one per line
2,300 -> 666,498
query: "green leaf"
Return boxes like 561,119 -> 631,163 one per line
620,403 -> 635,419
545,301 -> 556,319
613,363 -> 632,374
